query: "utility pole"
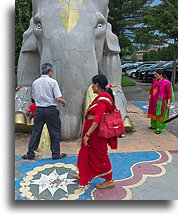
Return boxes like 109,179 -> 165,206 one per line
171,38 -> 178,88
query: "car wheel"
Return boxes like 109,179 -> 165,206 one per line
131,72 -> 136,78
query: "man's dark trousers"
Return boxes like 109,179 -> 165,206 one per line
27,106 -> 61,159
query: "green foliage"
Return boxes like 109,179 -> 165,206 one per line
134,26 -> 166,46
159,45 -> 174,61
15,0 -> 32,66
145,50 -> 159,61
134,0 -> 177,84
108,0 -> 154,57
131,52 -> 137,62
143,52 -> 148,61
134,0 -> 178,44
121,75 -> 137,87
143,45 -> 174,61
145,1 -> 178,39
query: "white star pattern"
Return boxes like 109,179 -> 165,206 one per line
31,169 -> 76,196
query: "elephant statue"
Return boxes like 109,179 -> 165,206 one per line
15,0 -> 127,140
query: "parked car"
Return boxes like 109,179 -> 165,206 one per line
125,62 -> 143,71
143,61 -> 178,83
121,60 -> 133,65
138,62 -> 166,80
122,63 -> 136,73
134,63 -> 156,79
124,63 -> 143,77
142,62 -> 172,82
159,62 -> 178,82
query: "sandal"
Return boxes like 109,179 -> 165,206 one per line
22,154 -> 35,160
95,180 -> 115,189
52,153 -> 67,159
148,127 -> 154,129
155,131 -> 161,134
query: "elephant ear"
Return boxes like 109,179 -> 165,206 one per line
17,17 -> 40,87
21,18 -> 38,52
98,22 -> 127,118
98,22 -> 122,86
104,22 -> 121,54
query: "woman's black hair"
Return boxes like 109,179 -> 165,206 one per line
156,70 -> 167,79
92,74 -> 115,102
156,69 -> 165,75
31,98 -> 35,104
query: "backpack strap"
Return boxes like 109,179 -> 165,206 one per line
98,97 -> 117,111
98,97 -> 113,105
87,103 -> 97,112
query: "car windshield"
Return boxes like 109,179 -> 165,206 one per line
161,62 -> 173,68
122,63 -> 133,68
152,62 -> 165,68
138,64 -> 153,70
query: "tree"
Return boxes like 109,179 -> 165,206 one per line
15,0 -> 32,68
133,0 -> 178,85
131,52 -> 137,62
143,45 -> 174,61
108,0 -> 154,58
159,45 -> 174,61
148,50 -> 159,61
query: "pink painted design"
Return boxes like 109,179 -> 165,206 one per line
92,151 -> 170,200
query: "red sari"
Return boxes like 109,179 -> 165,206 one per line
77,92 -> 117,187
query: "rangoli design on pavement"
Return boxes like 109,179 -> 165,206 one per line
16,151 -> 172,200
132,102 -> 178,117
19,162 -> 86,200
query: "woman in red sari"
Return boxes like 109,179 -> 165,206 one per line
147,70 -> 174,134
73,74 -> 117,189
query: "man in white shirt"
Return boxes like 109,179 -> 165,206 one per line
22,63 -> 67,160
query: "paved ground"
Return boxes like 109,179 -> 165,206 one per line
122,80 -> 178,200
15,81 -> 178,200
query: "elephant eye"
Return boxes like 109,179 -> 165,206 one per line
36,22 -> 42,29
96,23 -> 103,29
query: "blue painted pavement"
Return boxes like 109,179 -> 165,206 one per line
15,151 -> 165,200
132,102 -> 178,116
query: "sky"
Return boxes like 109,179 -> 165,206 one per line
151,0 -> 162,6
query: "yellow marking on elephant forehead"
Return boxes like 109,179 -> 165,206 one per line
59,0 -> 83,33
58,0 -> 83,5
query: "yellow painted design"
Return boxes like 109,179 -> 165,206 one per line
59,0 -> 83,5
54,162 -> 66,167
58,0 -> 83,33
83,84 -> 97,114
36,124 -> 50,152
60,4 -> 79,33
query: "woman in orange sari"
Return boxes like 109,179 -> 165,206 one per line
73,74 -> 117,189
